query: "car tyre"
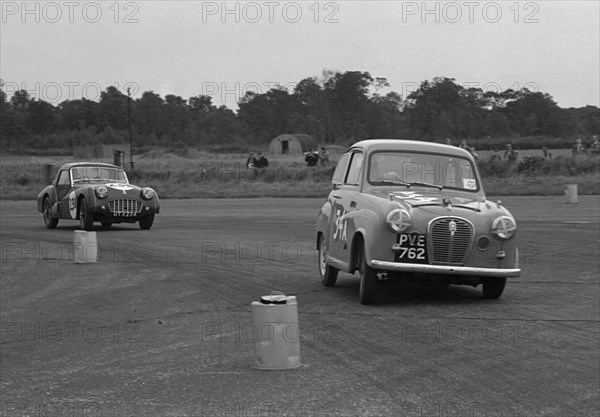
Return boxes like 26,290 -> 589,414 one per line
79,198 -> 94,231
358,245 -> 377,305
482,277 -> 506,299
318,235 -> 338,287
139,214 -> 155,230
42,197 -> 59,229
101,220 -> 112,227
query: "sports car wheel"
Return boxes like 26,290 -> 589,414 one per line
79,198 -> 94,231
139,214 -> 155,230
482,277 -> 507,299
318,235 -> 338,287
42,197 -> 58,229
358,244 -> 377,305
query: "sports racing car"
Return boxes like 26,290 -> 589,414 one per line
37,162 -> 159,230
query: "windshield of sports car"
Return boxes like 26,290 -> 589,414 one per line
71,166 -> 128,183
368,151 -> 479,192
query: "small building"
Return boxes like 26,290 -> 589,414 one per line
269,133 -> 318,155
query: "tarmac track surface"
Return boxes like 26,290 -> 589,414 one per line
1,196 -> 598,417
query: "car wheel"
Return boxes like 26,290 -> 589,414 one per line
79,198 -> 94,231
482,277 -> 507,299
42,197 -> 58,229
318,235 -> 338,287
358,245 -> 377,305
101,220 -> 112,227
139,214 -> 155,230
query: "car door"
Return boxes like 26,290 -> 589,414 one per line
56,169 -> 75,219
325,152 -> 350,262
329,150 -> 364,265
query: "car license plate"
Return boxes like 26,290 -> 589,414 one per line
394,233 -> 428,264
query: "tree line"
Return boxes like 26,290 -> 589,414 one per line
1,73 -> 598,153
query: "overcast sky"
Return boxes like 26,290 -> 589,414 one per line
1,1 -> 598,110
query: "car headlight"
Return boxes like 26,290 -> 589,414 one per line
491,215 -> 517,240
141,187 -> 155,200
95,186 -> 108,199
386,208 -> 411,232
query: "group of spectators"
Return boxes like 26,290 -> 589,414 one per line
245,152 -> 269,169
572,136 -> 600,157
446,135 -> 600,164
487,144 -> 520,163
304,147 -> 329,168
245,146 -> 332,170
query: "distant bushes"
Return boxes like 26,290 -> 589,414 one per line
478,155 -> 599,180
129,161 -> 336,186
442,135 -> 597,151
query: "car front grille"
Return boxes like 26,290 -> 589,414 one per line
109,199 -> 142,217
429,217 -> 473,265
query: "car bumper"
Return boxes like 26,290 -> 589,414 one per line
370,260 -> 521,278
92,202 -> 158,220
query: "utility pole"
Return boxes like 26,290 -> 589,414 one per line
127,87 -> 133,169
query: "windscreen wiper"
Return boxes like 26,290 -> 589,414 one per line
408,181 -> 444,191
372,180 -> 411,187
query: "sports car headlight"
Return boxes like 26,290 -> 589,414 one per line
141,187 -> 155,200
95,186 -> 108,199
386,208 -> 411,233
491,216 -> 517,240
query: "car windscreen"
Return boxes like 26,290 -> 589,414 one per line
71,166 -> 128,183
368,151 -> 479,192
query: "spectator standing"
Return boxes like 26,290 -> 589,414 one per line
590,136 -> 600,156
572,138 -> 586,156
305,149 -> 319,167
246,152 -> 258,168
459,139 -> 479,161
256,152 -> 269,169
318,147 -> 330,167
489,148 -> 502,162
504,144 -> 519,162
542,147 -> 552,159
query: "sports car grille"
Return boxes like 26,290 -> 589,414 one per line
429,218 -> 473,265
109,199 -> 142,217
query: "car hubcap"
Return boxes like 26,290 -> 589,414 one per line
319,240 -> 327,275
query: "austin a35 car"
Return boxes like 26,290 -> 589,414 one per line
37,162 -> 159,230
316,140 -> 520,304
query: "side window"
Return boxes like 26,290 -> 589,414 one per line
344,152 -> 364,185
57,170 -> 70,186
331,153 -> 350,184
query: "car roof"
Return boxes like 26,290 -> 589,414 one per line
348,139 -> 474,159
59,162 -> 121,170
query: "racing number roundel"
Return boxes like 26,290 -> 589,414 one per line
68,191 -> 77,219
